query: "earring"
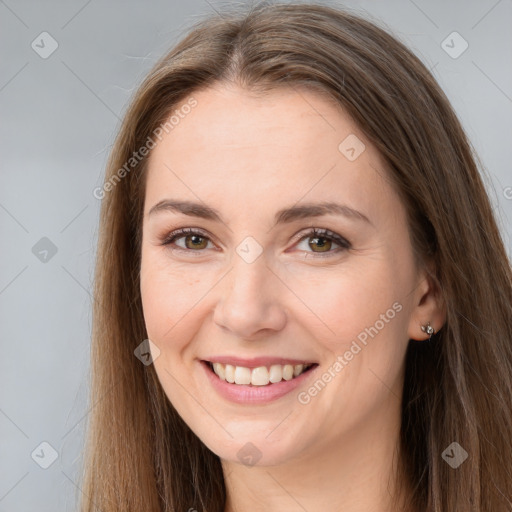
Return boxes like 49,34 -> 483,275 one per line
421,321 -> 435,341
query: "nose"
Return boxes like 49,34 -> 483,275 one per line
212,252 -> 287,340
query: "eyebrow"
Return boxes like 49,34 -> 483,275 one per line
148,199 -> 372,227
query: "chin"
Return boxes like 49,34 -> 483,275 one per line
191,418 -> 313,468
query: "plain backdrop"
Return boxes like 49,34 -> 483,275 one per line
0,0 -> 511,510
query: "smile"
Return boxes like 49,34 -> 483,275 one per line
206,361 -> 316,386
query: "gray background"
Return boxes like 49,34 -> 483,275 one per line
0,0 -> 511,510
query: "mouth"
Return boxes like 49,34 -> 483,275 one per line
202,360 -> 318,386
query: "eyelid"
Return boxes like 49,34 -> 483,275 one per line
289,227 -> 350,248
161,227 -> 216,251
288,228 -> 351,258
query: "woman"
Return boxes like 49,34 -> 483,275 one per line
81,3 -> 512,511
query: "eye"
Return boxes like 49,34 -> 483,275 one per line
292,227 -> 351,257
161,228 -> 214,253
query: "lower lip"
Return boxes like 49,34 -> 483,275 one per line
200,360 -> 318,404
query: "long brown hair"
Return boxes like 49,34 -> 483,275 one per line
80,3 -> 512,511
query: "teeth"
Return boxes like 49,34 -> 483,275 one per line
225,364 -> 235,383
269,364 -> 282,383
234,366 -> 251,385
210,362 -> 313,386
251,366 -> 269,386
212,363 -> 225,380
282,364 -> 294,381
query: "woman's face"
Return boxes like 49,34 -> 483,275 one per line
140,84 -> 431,466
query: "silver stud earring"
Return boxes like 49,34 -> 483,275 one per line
421,321 -> 435,340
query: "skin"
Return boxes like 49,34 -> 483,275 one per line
140,83 -> 445,512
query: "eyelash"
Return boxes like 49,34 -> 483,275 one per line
160,227 -> 351,258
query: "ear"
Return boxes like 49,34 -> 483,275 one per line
407,263 -> 446,341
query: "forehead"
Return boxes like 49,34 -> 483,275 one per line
143,84 -> 399,225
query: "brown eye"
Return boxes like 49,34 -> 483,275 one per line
183,234 -> 209,250
308,234 -> 333,252
162,228 -> 214,252
294,228 -> 351,257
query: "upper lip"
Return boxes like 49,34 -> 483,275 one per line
202,356 -> 318,368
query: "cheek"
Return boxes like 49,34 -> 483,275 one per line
140,249 -> 222,365
290,258 -> 410,407
295,267 -> 409,425
140,250 -> 196,343
290,261 -> 400,344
